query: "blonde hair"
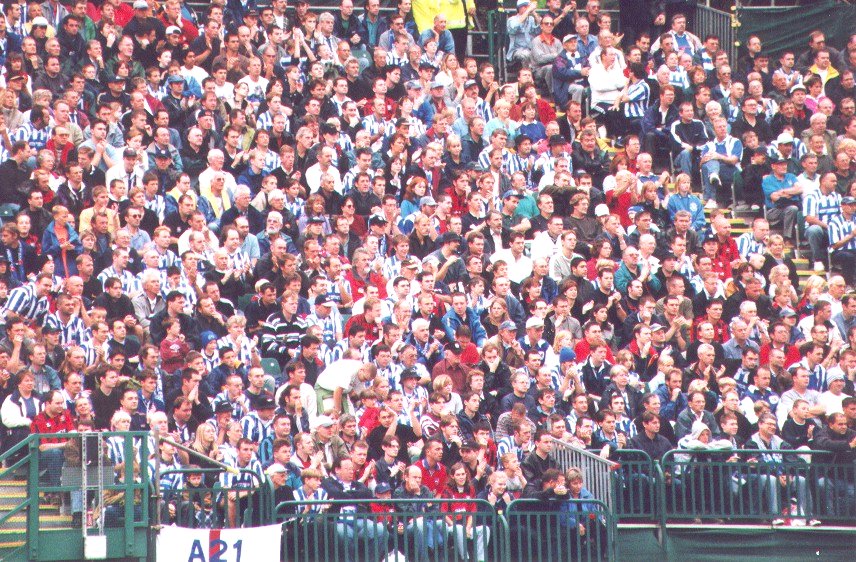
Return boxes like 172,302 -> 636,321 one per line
433,375 -> 452,392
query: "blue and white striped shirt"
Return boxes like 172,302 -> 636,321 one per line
700,135 -> 743,169
625,80 -> 650,119
342,167 -> 375,195
829,215 -> 856,251
3,283 -> 49,325
293,486 -> 329,513
495,436 -> 531,468
736,233 -> 766,260
478,147 -> 514,176
43,313 -> 89,347
13,123 -> 51,150
217,335 -> 255,368
803,188 -> 841,225
97,266 -> 142,297
240,411 -> 274,444
220,457 -> 264,489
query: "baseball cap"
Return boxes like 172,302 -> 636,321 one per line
419,62 -> 434,71
525,317 -> 545,329
405,80 -> 422,90
165,290 -> 184,302
123,148 -> 137,159
460,440 -> 481,451
446,342 -> 463,354
559,348 -> 576,363
30,16 -> 49,27
594,203 -> 610,217
200,331 -> 218,347
649,323 -> 665,332
400,367 -> 420,380
776,132 -> 794,145
167,74 -> 185,85
515,134 -> 533,148
769,154 -> 787,165
502,190 -> 521,200
313,415 -> 335,429
133,0 -> 149,9
255,279 -> 274,293
516,0 -> 530,7
214,402 -> 233,414
108,74 -> 126,83
375,482 -> 392,494
266,463 -> 288,475
307,216 -> 325,224
314,295 -> 336,307
320,122 -> 338,136
154,147 -> 171,159
438,232 -> 462,245
257,396 -> 276,410
368,214 -> 388,226
166,25 -> 181,35
842,196 -> 856,205
789,83 -> 807,93
549,134 -> 567,147
703,233 -> 720,244
430,80 -> 444,89
419,196 -> 437,207
827,372 -> 846,385
499,320 -> 517,332
563,34 -> 578,44
779,308 -> 797,318
464,79 -> 478,89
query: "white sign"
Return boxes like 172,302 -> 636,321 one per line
156,524 -> 282,562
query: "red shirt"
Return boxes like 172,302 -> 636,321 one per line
759,343 -> 802,368
418,459 -> 448,497
344,313 -> 381,344
574,339 -> 616,364
30,409 -> 75,444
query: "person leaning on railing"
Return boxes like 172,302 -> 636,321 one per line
811,412 -> 856,518
745,413 -> 818,526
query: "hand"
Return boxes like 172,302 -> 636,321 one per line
579,524 -> 586,536
655,13 -> 666,26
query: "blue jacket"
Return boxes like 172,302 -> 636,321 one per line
667,192 -> 706,231
443,307 -> 488,347
640,103 -> 679,139
41,221 -> 82,278
655,385 -> 688,422
0,32 -> 23,66
551,50 -> 585,108
358,13 -> 390,50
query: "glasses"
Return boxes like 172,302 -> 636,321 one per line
542,21 -> 554,26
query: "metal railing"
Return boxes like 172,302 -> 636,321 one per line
275,497 -> 506,562
608,449 -> 659,522
155,467 -> 270,529
696,4 -> 738,64
0,432 -> 152,561
549,437 -> 620,511
660,449 -> 856,524
506,497 -> 616,562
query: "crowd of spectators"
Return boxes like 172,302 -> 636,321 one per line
0,0 -> 855,546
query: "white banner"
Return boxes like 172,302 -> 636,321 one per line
156,524 -> 281,562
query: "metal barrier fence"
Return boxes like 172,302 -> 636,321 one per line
660,449 -> 856,524
550,437 -> 619,511
275,498 -> 505,562
506,497 -> 615,562
696,4 -> 738,64
608,449 -> 659,522
156,467 -> 271,529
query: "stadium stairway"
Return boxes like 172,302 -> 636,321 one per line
0,478 -> 74,560
704,206 -> 825,286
